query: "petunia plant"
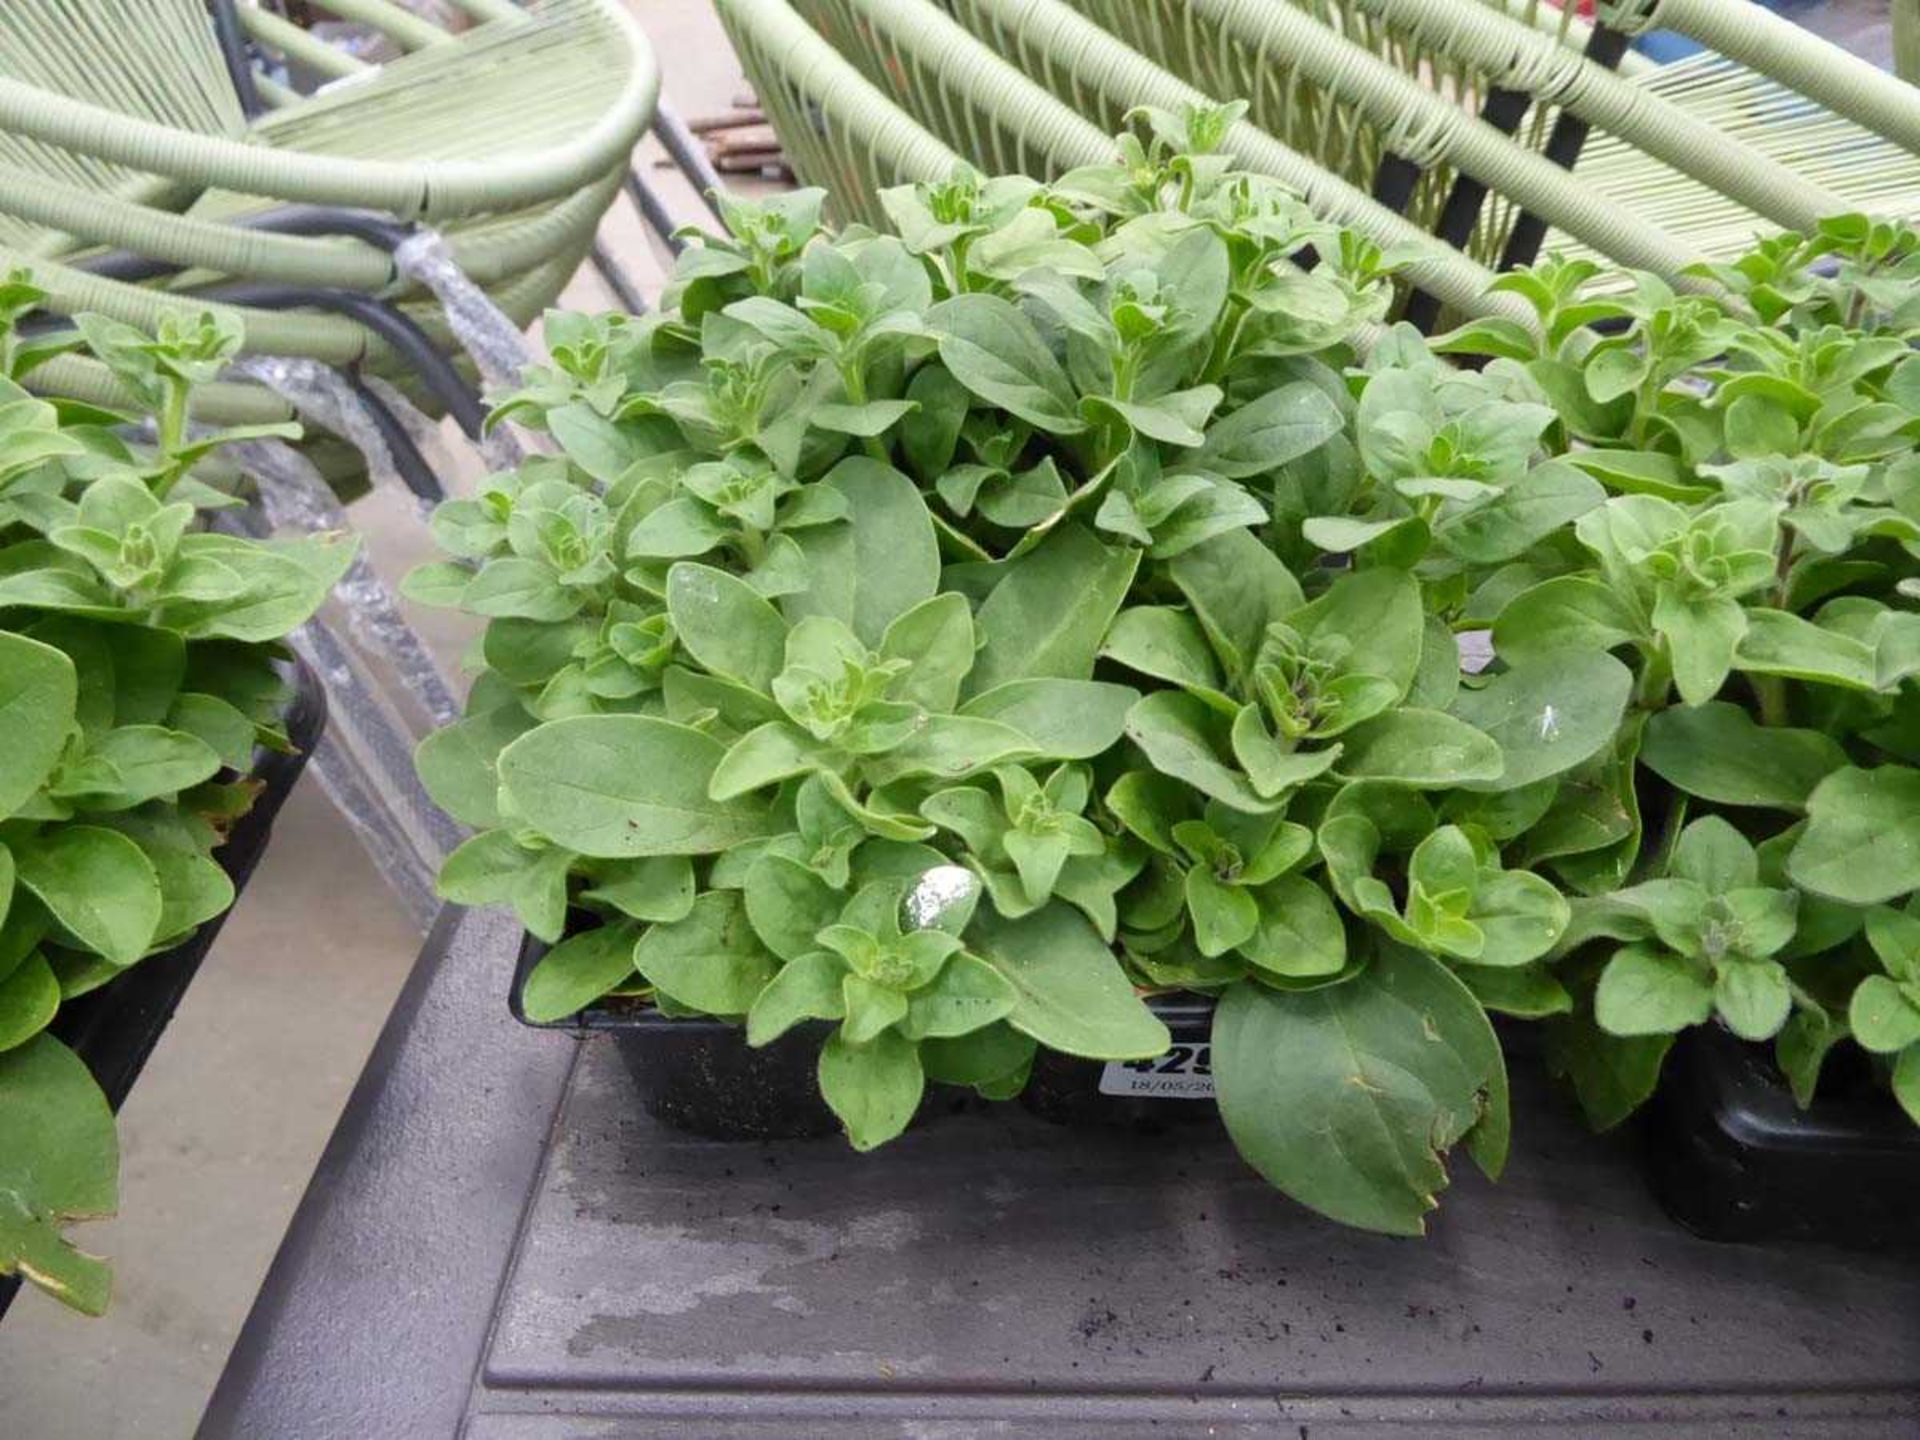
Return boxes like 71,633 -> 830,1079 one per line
0,280 -> 351,1314
414,110 -> 1920,1240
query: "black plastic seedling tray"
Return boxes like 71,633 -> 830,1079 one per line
206,903 -> 1920,1439
516,915 -> 1920,1256
1643,1025 -> 1920,1250
513,928 -> 841,1139
513,927 -> 1221,1138
0,659 -> 324,1323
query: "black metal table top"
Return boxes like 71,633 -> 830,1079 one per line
199,905 -> 1920,1439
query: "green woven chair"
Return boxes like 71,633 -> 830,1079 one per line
716,0 -> 969,228
738,0 -> 1535,330
761,0 -> 1914,309
0,0 -> 657,437
1068,0 -> 1919,273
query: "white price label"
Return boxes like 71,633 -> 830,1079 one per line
1099,1042 -> 1215,1099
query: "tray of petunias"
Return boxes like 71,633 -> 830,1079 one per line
1,281 -> 352,1316
409,107 -> 1920,1242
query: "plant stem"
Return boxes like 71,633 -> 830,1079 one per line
155,378 -> 190,497
840,363 -> 888,463
1633,644 -> 1672,710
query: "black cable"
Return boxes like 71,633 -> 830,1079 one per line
344,373 -> 448,503
1498,23 -> 1630,274
199,283 -> 487,438
1402,84 -> 1535,335
206,0 -> 266,120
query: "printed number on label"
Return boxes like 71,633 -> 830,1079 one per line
1098,1043 -> 1215,1099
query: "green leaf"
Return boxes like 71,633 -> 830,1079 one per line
1086,388 -> 1220,448
972,902 -> 1169,1059
107,811 -> 233,943
1566,448 -> 1707,501
1434,460 -> 1605,565
1193,381 -> 1344,479
958,679 -> 1137,760
880,592 -> 975,712
1237,874 -> 1348,980
862,715 -> 1036,786
1852,974 -> 1920,1054
153,533 -> 355,642
709,723 -> 835,800
1099,605 -> 1226,699
414,703 -> 537,830
522,922 -> 640,1023
498,716 -> 776,858
900,364 -> 969,481
50,725 -> 221,810
624,496 -> 728,560
0,1034 -> 117,1314
1125,691 -> 1278,814
15,825 -> 160,966
1865,905 -> 1920,984
1492,575 -> 1640,668
166,692 -> 257,773
744,853 -> 844,962
1545,1002 -> 1671,1131
1469,872 -> 1570,968
1451,651 -> 1633,791
1336,709 -> 1503,787
28,617 -> 184,733
811,399 -> 918,437
398,561 -> 473,609
1186,865 -> 1260,957
1714,959 -> 1792,1041
969,525 -> 1139,696
435,830 -> 573,941
1775,1005 -> 1842,1108
547,402 -> 651,483
1212,946 -> 1508,1237
919,1021 -> 1035,1091
633,890 -> 780,1015
1734,608 -> 1881,692
1294,567 -> 1424,698
928,293 -> 1085,434
1789,765 -> 1920,904
1229,707 -> 1341,799
784,459 -> 940,648
0,950 -> 59,1051
1593,944 -> 1713,1036
666,562 -> 788,692
1657,590 -> 1746,706
1457,963 -> 1570,1019
1893,1048 -> 1920,1127
0,631 -> 77,814
901,952 -> 1019,1039
1167,528 -> 1304,677
1641,703 -> 1845,811
817,1027 -> 924,1151
579,855 -> 696,924
839,973 -> 908,1044
746,951 -> 847,1045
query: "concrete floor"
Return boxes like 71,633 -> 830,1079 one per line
0,1 -> 1899,1436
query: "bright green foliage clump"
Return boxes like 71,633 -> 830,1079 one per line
414,108 -> 1920,1236
0,279 -> 352,1313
